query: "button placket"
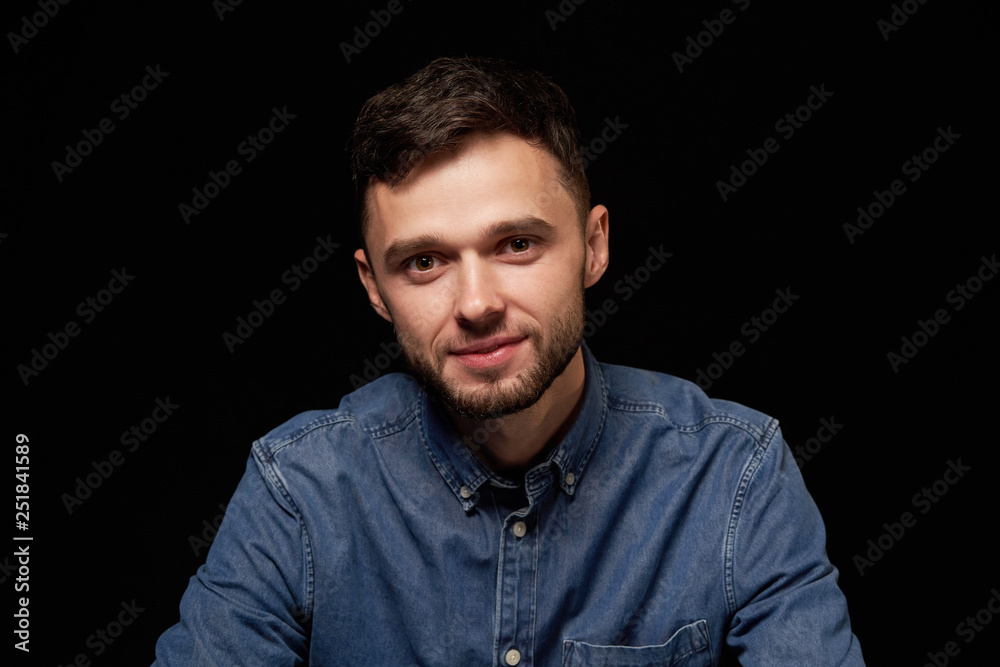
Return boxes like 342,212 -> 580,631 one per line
493,500 -> 537,667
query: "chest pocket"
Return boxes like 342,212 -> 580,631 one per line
562,619 -> 711,667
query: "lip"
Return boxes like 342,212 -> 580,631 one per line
449,335 -> 527,369
451,335 -> 526,355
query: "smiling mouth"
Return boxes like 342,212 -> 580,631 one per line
451,335 -> 527,356
450,337 -> 528,369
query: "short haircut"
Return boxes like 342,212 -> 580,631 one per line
349,56 -> 591,261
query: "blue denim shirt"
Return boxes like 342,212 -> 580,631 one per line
154,340 -> 864,666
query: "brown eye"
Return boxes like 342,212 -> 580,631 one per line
509,238 -> 532,253
411,256 -> 436,271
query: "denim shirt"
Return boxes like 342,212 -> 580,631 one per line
153,340 -> 865,666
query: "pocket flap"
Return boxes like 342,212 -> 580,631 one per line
562,619 -> 711,666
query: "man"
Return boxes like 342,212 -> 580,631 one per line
154,57 -> 865,665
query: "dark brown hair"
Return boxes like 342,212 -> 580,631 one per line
349,56 -> 591,259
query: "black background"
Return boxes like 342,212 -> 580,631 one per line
4,0 -> 998,664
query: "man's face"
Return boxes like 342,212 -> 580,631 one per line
355,133 -> 606,421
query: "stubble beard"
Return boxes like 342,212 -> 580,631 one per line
393,284 -> 586,422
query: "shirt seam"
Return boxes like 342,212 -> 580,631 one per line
417,393 -> 502,506
606,397 -> 670,417
676,414 -> 768,441
606,398 -> 768,442
558,357 -> 609,493
366,402 -> 421,439
723,416 -> 781,616
251,444 -> 316,629
256,413 -> 358,461
257,402 -> 421,462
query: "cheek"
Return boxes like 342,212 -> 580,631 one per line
507,268 -> 580,322
390,284 -> 453,337
513,250 -> 582,290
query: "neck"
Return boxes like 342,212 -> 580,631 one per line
449,347 -> 586,476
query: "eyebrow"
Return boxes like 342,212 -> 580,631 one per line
381,216 -> 559,269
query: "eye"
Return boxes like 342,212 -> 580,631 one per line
407,255 -> 437,272
505,238 -> 534,253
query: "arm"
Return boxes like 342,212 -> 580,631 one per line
724,422 -> 865,665
153,450 -> 311,666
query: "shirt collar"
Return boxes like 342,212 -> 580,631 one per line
419,338 -> 608,510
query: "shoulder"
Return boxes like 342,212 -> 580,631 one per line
251,372 -> 424,463
597,359 -> 780,447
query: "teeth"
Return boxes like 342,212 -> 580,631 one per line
475,345 -> 500,353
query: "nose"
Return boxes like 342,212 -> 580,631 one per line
452,256 -> 504,324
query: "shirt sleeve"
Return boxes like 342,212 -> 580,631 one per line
724,422 -> 865,665
152,450 -> 310,666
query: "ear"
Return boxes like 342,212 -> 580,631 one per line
354,248 -> 393,323
583,205 -> 610,289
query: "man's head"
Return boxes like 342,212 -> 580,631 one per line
350,56 -> 592,260
350,57 -> 609,421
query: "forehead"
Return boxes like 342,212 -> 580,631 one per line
365,134 -> 575,254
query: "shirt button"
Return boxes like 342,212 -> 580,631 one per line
460,486 -> 472,499
505,648 -> 521,665
565,472 -> 576,486
512,521 -> 527,538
